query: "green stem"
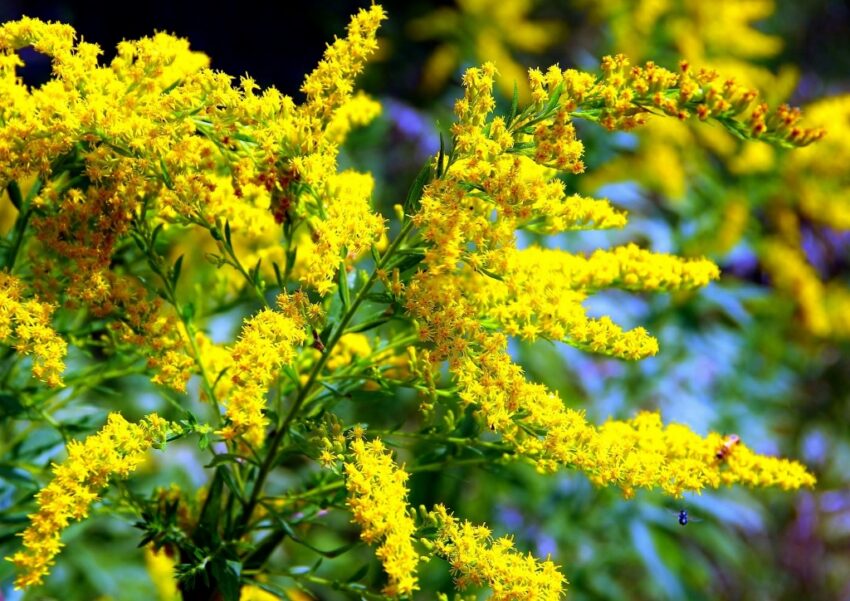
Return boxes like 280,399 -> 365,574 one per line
4,178 -> 41,272
235,220 -> 415,536
261,455 -> 495,512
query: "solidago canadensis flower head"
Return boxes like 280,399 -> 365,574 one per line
221,294 -> 308,448
0,5 -> 827,598
0,273 -> 67,387
431,504 -> 565,601
6,413 -> 168,589
344,434 -> 421,596
405,56 -> 816,493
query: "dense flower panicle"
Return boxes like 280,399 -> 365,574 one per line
526,55 -> 824,147
430,504 -> 566,601
408,267 -> 659,361
300,5 -> 386,123
6,413 -> 169,589
298,170 -> 386,295
344,436 -> 421,597
0,9 -> 385,311
406,269 -> 815,494
99,276 -> 195,391
0,273 -> 67,386
456,244 -> 718,352
455,347 -> 815,496
221,294 -> 307,448
325,91 -> 383,144
404,55 -> 762,484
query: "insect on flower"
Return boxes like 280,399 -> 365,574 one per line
716,434 -> 741,461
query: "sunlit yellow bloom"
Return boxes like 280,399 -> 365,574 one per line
431,504 -> 566,600
325,91 -> 382,144
6,413 -> 169,589
0,273 -> 66,387
221,294 -> 307,448
344,435 -> 421,597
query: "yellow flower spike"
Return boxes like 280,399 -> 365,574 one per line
325,91 -> 382,144
0,273 -> 67,387
6,413 -> 169,589
300,4 -> 386,124
220,294 -> 307,448
299,170 -> 386,295
431,504 -> 566,601
344,435 -> 421,597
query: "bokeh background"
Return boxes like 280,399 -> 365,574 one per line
2,1 -> 850,600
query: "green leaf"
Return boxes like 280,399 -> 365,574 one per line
219,466 -> 246,505
211,558 -> 242,601
204,453 -> 256,469
250,258 -> 263,286
508,82 -> 520,126
170,254 -> 184,288
346,563 -> 370,583
403,160 -> 432,217
391,251 -> 426,273
437,132 -> 446,178
338,262 -> 351,310
5,181 -> 23,210
244,531 -> 287,570
346,313 -> 391,334
160,158 -> 174,189
272,261 -> 284,289
0,465 -> 36,486
195,467 -> 225,547
224,220 -> 232,248
0,393 -> 26,419
181,302 -> 196,321
150,223 -> 165,248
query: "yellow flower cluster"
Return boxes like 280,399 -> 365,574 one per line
298,171 -> 385,295
527,55 -> 824,146
0,7 -> 386,313
221,294 -> 307,448
6,412 -> 169,589
448,326 -> 814,494
430,504 -> 565,601
95,275 -> 195,391
0,273 -> 66,387
300,6 -> 385,124
344,435 -> 421,597
449,244 -> 718,353
403,59 -> 817,493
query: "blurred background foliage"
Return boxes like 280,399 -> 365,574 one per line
1,0 -> 849,600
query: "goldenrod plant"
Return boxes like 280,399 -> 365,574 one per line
0,5 -> 837,600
